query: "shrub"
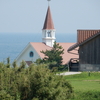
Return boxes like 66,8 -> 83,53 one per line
0,62 -> 73,100
20,64 -> 73,100
73,91 -> 100,100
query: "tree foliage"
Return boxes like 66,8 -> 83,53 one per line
41,42 -> 64,69
0,60 -> 73,100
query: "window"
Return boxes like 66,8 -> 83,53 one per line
47,31 -> 51,37
30,51 -> 34,57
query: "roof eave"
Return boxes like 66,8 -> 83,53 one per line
67,43 -> 79,52
68,31 -> 100,52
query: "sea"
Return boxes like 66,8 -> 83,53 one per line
0,33 -> 76,63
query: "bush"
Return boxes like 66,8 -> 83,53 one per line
0,62 -> 73,100
19,64 -> 73,100
72,91 -> 100,100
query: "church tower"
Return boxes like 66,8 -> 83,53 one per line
42,1 -> 56,47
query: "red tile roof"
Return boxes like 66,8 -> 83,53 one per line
68,30 -> 100,51
30,42 -> 52,58
30,42 -> 78,64
43,6 -> 55,30
77,30 -> 100,43
58,43 -> 78,64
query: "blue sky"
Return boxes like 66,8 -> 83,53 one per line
0,0 -> 100,34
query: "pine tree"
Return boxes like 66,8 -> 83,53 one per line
41,41 -> 64,69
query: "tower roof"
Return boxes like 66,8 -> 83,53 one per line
43,6 -> 55,30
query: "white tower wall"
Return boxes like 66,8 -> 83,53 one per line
42,29 -> 56,47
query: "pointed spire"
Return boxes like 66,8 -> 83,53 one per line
43,6 -> 55,30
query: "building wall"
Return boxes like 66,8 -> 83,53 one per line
79,64 -> 100,71
79,35 -> 100,71
16,44 -> 41,66
42,30 -> 56,47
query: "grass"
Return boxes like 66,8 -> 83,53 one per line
64,72 -> 100,100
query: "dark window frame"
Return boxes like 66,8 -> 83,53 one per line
29,51 -> 34,57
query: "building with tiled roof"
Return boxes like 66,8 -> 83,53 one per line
68,30 -> 100,71
16,1 -> 78,67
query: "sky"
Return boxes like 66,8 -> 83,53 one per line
0,0 -> 100,34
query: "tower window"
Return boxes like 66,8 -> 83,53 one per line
29,51 -> 34,57
47,31 -> 51,37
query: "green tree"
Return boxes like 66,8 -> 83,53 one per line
6,57 -> 10,68
35,58 -> 44,65
41,41 -> 64,69
0,61 -> 73,100
12,60 -> 17,68
23,64 -> 73,100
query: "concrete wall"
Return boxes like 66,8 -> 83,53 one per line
79,64 -> 100,71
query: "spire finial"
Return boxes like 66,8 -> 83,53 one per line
47,0 -> 51,5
